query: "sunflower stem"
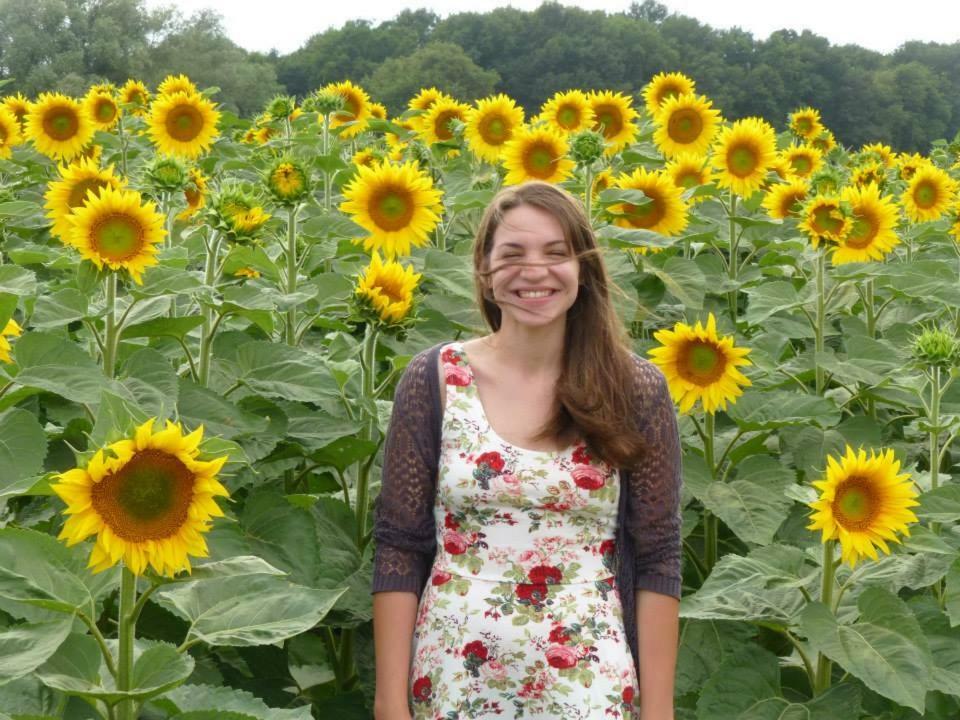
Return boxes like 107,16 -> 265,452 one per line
726,191 -> 738,325
583,164 -> 593,224
284,205 -> 300,346
103,273 -> 119,379
117,112 -> 128,180
355,322 -> 379,548
814,248 -> 826,395
703,412 -> 718,573
197,232 -> 222,386
116,567 -> 138,720
813,540 -> 836,695
321,114 -> 332,212
77,611 -> 118,679
930,365 -> 941,493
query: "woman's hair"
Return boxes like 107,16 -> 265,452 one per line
472,181 -> 645,468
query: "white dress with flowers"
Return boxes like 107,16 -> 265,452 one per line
408,342 -> 639,719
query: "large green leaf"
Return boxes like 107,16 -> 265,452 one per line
910,597 -> 960,698
117,347 -> 178,419
154,573 -> 345,647
233,341 -> 340,402
727,391 -> 841,430
946,557 -> 960,628
176,378 -> 268,439
30,289 -> 89,329
676,620 -> 756,696
0,618 -> 72,685
737,685 -> 861,720
744,281 -> 805,325
649,256 -> 706,309
150,684 -> 312,720
800,587 -> 933,713
917,485 -> 960,524
121,315 -> 204,341
0,677 -> 58,716
0,408 -> 47,497
695,645 -> 780,720
11,332 -> 108,404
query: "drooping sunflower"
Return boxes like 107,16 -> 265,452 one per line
501,125 -> 575,186
710,117 -> 778,198
807,446 -> 918,568
781,143 -> 823,180
83,87 -> 120,130
810,129 -> 836,154
157,74 -> 198,97
351,148 -> 380,169
648,313 -> 752,414
51,418 -> 229,577
147,91 -> 220,158
324,80 -> 372,138
0,318 -> 23,364
653,93 -> 721,159
340,160 -> 444,258
850,161 -> 887,189
2,93 -> 31,130
830,183 -> 900,265
762,179 -> 809,220
419,96 -> 470,145
119,79 -> 151,115
24,93 -> 95,161
537,90 -> 595,134
901,164 -> 958,223
0,107 -> 23,159
44,158 -> 124,242
896,152 -> 926,181
642,71 -> 696,116
177,167 -> 208,221
788,107 -> 823,140
860,142 -> 895,168
465,94 -> 525,163
798,195 -> 850,248
212,188 -> 272,242
610,167 -> 689,237
355,251 -> 422,324
591,167 -> 615,197
589,91 -> 638,155
67,186 -> 165,284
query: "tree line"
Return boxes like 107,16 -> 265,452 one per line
2,0 -> 958,151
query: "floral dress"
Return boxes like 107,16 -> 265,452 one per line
408,342 -> 639,719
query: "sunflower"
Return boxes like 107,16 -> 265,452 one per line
850,162 -> 887,189
157,74 -> 198,97
234,267 -> 261,280
408,87 -> 447,114
355,251 -> 421,324
781,142 -> 823,180
860,142 -> 895,168
465,94 -> 524,163
653,93 -> 721,158
324,80 -> 371,138
177,167 -> 208,221
369,102 -> 388,120
67,186 -> 165,284
2,93 -> 31,130
212,188 -> 272,241
665,154 -> 714,202
950,205 -> 960,244
0,318 -> 23,364
266,158 -> 310,205
901,164 -> 958,223
642,72 -> 696,116
501,125 -> 575,186
762,179 -> 809,220
648,313 -> 752,414
419,96 -> 470,145
788,107 -> 823,140
83,87 -> 120,130
810,129 -> 836,154
351,148 -> 380,168
44,158 -> 124,242
710,117 -> 777,198
609,167 -> 688,237
591,167 -> 615,197
119,80 -> 151,115
830,183 -> 900,265
807,446 -> 918,568
798,195 -> 850,248
896,153 -> 926,181
589,91 -> 638,155
147,91 -> 220,158
51,418 -> 229,577
24,93 -> 95,161
538,90 -> 595,134
0,107 -> 23,159
340,160 -> 444,258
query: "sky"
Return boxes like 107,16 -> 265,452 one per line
143,0 -> 960,56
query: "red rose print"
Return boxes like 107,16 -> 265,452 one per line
545,644 -> 579,669
572,464 -> 606,490
445,364 -> 471,386
475,451 -> 505,472
444,512 -> 460,530
412,676 -> 432,702
431,570 -> 452,586
548,625 -> 571,644
441,346 -> 461,365
443,530 -> 469,555
572,445 -> 592,465
528,564 -> 562,585
462,640 -> 489,662
622,686 -> 635,704
515,582 -> 549,605
599,539 -> 615,557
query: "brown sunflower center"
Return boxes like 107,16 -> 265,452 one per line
433,110 -> 461,141
677,341 -> 726,385
778,191 -> 806,217
845,211 -> 879,249
622,192 -> 664,229
479,114 -> 509,144
593,104 -> 622,138
676,171 -> 702,189
126,89 -> 147,105
656,84 -> 684,107
370,185 -> 415,231
557,104 -> 581,129
90,213 -> 145,261
811,204 -> 845,236
790,154 -> 813,176
727,144 -> 758,177
90,449 -> 194,541
831,476 -> 878,530
68,178 -> 111,209
334,93 -> 360,123
165,103 -> 204,142
795,117 -> 813,135
667,108 -> 703,144
522,142 -> 557,178
913,181 -> 938,209
95,98 -> 117,123
43,107 -> 80,141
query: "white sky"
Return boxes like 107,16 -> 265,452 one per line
144,0 -> 960,56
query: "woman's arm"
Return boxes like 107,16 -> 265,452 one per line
636,590 -> 679,720
373,592 -> 418,719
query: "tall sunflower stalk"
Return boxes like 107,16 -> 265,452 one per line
197,231 -> 222,386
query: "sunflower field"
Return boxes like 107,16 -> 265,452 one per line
0,70 -> 959,720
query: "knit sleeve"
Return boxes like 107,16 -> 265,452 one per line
371,347 -> 440,596
623,356 -> 683,599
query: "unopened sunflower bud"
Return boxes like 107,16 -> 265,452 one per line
266,95 -> 296,120
145,156 -> 189,192
911,327 -> 960,369
265,158 -> 311,205
310,90 -> 344,117
570,130 -> 605,166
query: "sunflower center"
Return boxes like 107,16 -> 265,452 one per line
593,104 -> 622,138
677,341 -> 726,385
90,213 -> 145,261
779,191 -> 805,217
676,171 -> 701,189
557,104 -> 580,129
795,118 -> 813,135
479,114 -> 509,144
165,103 -> 203,142
522,143 -> 557,178
846,212 -> 879,249
95,99 -> 117,123
433,110 -> 460,141
656,85 -> 683,106
790,155 -> 812,176
91,449 -> 194,541
334,94 -> 360,123
667,108 -> 703,144
727,145 -> 758,177
43,108 -> 79,141
831,477 -> 878,530
68,178 -> 111,209
913,181 -> 938,209
811,205 -> 845,236
622,193 -> 664,229
370,185 -> 415,231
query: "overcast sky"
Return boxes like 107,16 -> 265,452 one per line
143,0 -> 960,56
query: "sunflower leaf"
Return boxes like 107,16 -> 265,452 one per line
232,341 -> 340,403
11,331 -> 109,404
149,683 -> 312,719
727,391 -> 841,430
917,484 -> 960,523
0,618 -> 73,686
0,408 -> 47,493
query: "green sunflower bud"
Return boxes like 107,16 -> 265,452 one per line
569,130 -> 605,166
211,187 -> 272,243
145,156 -> 188,192
265,158 -> 311,206
310,89 -> 344,116
266,95 -> 296,120
911,327 -> 960,369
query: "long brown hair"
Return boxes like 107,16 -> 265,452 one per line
472,181 -> 645,468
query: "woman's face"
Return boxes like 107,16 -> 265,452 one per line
485,204 -> 581,330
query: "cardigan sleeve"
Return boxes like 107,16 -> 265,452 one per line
623,355 -> 683,599
370,346 -> 440,596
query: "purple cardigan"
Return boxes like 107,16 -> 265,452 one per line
371,341 -> 682,670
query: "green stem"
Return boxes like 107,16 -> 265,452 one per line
703,412 -> 718,573
583,165 -> 593,223
117,113 -> 128,179
864,278 -> 876,338
77,612 -> 118,679
103,273 -> 119,379
815,248 -> 826,395
285,206 -> 299,346
197,232 -> 222,386
322,115 -> 332,212
355,323 -> 379,548
813,541 -> 836,695
116,568 -> 137,720
930,365 -> 941,492
727,191 -> 738,325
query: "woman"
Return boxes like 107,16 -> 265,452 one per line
372,181 -> 682,720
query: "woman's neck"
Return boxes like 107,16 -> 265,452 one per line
480,319 -> 566,377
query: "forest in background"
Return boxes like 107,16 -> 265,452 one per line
1,0 -> 959,151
